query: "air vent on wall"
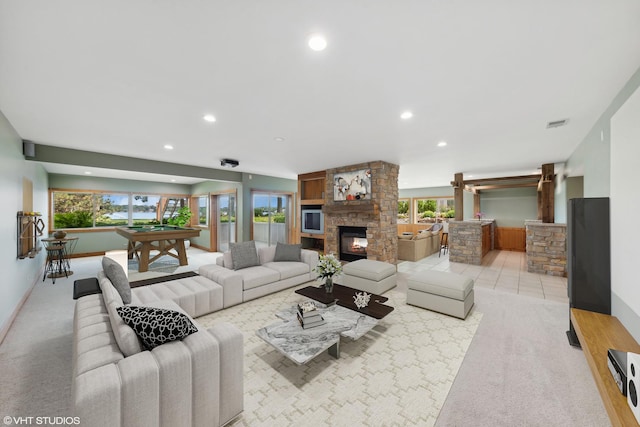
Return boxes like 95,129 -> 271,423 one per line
546,119 -> 569,129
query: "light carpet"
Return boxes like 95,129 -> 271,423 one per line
197,285 -> 483,426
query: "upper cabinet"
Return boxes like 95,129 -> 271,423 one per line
298,171 -> 326,205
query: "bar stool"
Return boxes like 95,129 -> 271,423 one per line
439,222 -> 449,257
43,242 -> 68,284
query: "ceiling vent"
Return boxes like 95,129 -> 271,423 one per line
546,119 -> 569,129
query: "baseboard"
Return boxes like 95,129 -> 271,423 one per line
0,275 -> 39,347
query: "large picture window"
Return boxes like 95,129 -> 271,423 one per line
413,197 -> 455,223
51,190 -> 189,229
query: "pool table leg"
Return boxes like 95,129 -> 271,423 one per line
139,242 -> 152,272
175,239 -> 188,266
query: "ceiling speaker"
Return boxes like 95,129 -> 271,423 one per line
23,141 -> 35,157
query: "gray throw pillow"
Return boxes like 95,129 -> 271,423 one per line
230,241 -> 260,270
274,242 -> 302,262
102,256 -> 131,304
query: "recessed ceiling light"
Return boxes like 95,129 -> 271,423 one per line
274,137 -> 285,142
437,141 -> 447,147
308,34 -> 327,51
203,114 -> 216,123
164,144 -> 174,150
400,111 -> 413,120
170,179 -> 176,182
84,171 -> 92,175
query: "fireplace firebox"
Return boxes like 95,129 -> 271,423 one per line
339,226 -> 368,261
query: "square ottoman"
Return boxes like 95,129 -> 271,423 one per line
406,270 -> 474,319
342,259 -> 397,295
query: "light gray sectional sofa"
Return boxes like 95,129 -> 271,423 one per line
199,243 -> 319,305
72,266 -> 243,427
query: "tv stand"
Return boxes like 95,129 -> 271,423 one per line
566,319 -> 582,348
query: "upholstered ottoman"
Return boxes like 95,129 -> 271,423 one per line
342,259 -> 397,295
406,270 -> 474,319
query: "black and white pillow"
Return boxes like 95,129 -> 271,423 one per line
116,306 -> 198,350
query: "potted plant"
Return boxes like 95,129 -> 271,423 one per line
168,206 -> 192,227
313,253 -> 343,293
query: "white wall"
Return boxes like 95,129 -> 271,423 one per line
611,84 -> 640,341
0,110 -> 49,340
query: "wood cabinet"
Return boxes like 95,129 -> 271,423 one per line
298,171 -> 326,253
481,223 -> 492,257
494,227 -> 526,251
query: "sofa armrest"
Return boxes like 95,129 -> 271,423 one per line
301,249 -> 319,279
199,264 -> 243,307
208,323 -> 244,425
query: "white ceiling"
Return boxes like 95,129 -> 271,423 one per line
1,1 -> 639,188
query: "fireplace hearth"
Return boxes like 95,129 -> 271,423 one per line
339,226 -> 368,261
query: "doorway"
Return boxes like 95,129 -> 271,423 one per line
216,193 -> 236,252
252,192 -> 291,248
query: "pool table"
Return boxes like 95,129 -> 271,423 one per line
115,225 -> 201,272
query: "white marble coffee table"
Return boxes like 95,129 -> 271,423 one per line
256,304 -> 382,365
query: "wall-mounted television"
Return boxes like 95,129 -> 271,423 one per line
301,209 -> 324,234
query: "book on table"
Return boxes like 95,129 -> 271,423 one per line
296,312 -> 325,329
297,301 -> 319,318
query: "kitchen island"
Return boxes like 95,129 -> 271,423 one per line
448,220 -> 494,265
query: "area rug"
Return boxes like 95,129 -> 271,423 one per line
128,255 -> 180,275
197,284 -> 483,426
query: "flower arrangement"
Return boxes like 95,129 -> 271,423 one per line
313,253 -> 343,279
474,212 -> 484,220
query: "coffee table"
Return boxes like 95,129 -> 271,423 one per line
256,284 -> 394,365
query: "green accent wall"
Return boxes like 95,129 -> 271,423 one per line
479,188 -> 538,227
1,110 -> 49,337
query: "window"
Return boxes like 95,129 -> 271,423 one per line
413,197 -> 455,223
51,190 -> 190,229
397,199 -> 410,224
132,195 -> 160,225
52,192 -> 128,228
196,195 -> 208,226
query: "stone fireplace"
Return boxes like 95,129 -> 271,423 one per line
323,161 -> 398,264
339,226 -> 368,261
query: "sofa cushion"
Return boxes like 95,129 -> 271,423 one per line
262,261 -> 309,280
116,305 -> 198,350
398,234 -> 412,240
97,272 -> 143,357
236,266 -> 281,290
102,256 -> 131,304
274,242 -> 302,262
258,246 -> 276,264
230,241 -> 260,270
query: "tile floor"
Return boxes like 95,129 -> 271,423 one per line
397,250 -> 569,303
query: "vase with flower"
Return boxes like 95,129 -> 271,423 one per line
313,253 -> 343,293
474,212 -> 484,221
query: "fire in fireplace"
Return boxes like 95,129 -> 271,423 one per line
339,226 -> 368,261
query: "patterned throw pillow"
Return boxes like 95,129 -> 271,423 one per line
274,242 -> 302,262
116,306 -> 198,350
230,241 -> 260,270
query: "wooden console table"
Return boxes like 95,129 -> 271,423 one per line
571,308 -> 640,427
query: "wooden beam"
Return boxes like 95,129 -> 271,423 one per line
454,173 -> 463,221
473,182 -> 538,191
540,163 -> 554,223
463,175 -> 541,185
473,193 -> 481,216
